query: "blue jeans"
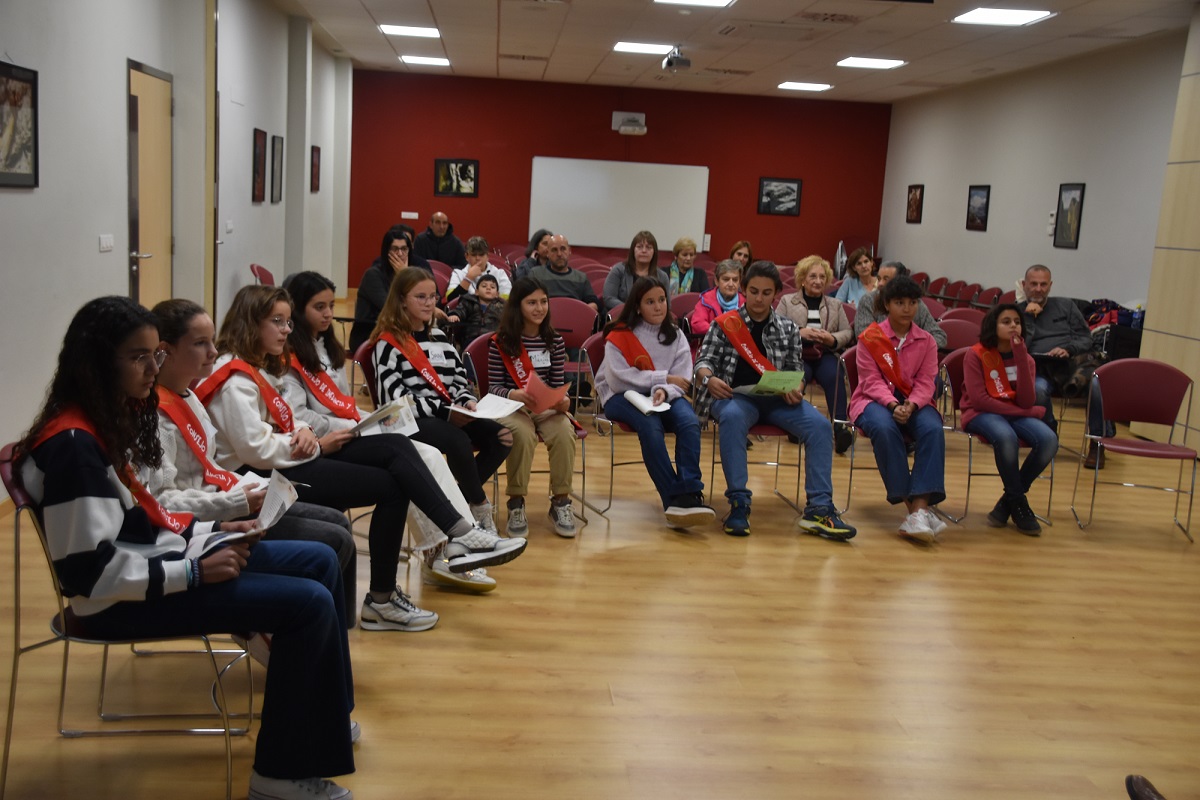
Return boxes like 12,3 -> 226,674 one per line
964,413 -> 1058,495
802,352 -> 846,420
76,540 -> 355,781
710,394 -> 834,511
1035,374 -> 1109,437
604,394 -> 704,508
856,402 -> 946,505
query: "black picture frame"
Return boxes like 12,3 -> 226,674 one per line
310,145 -> 320,193
270,135 -> 284,204
0,62 -> 39,188
966,184 -> 990,231
1054,183 -> 1085,249
757,177 -> 801,216
906,184 -> 924,224
251,128 -> 267,203
434,158 -> 478,197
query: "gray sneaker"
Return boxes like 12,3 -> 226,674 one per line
470,502 -> 497,533
548,501 -> 577,538
421,551 -> 497,593
249,769 -> 352,799
506,503 -> 528,536
360,589 -> 438,632
445,526 -> 527,572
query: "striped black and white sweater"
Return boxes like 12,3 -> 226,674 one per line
372,326 -> 477,420
486,334 -> 567,397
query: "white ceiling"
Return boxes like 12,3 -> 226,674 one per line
271,0 -> 1196,103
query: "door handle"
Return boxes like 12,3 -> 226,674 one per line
130,251 -> 154,260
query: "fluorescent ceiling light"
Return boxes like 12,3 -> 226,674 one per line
778,81 -> 832,92
614,42 -> 675,55
837,56 -> 905,70
654,0 -> 736,7
380,25 -> 440,38
401,55 -> 450,67
952,8 -> 1053,26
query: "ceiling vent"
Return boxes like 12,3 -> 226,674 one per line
716,21 -> 831,42
499,54 -> 549,62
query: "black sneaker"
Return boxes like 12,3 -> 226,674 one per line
664,493 -> 716,528
834,423 -> 854,455
723,501 -> 751,536
986,495 -> 1010,528
1007,494 -> 1042,536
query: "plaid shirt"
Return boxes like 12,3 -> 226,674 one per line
693,307 -> 803,419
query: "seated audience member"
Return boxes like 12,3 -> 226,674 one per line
959,303 -> 1057,535
452,273 -> 506,345
201,285 -> 524,632
690,259 -> 744,337
667,237 -> 710,295
853,261 -> 948,349
529,234 -> 600,312
280,271 -> 498,594
149,297 -> 359,624
487,278 -> 579,538
1018,264 -> 1108,468
395,224 -> 432,270
595,277 -> 713,528
777,255 -> 855,453
835,247 -> 878,306
447,236 -> 512,300
413,211 -> 467,267
693,261 -> 855,541
16,296 -> 355,799
351,225 -> 425,351
850,276 -> 946,543
370,269 -> 513,534
603,230 -> 672,312
728,240 -> 753,269
513,228 -> 552,282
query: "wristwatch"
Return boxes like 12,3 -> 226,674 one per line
700,373 -> 711,388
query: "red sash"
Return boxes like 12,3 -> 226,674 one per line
606,327 -> 655,370
195,359 -> 295,433
289,354 -> 361,421
716,310 -> 776,375
34,409 -> 194,535
379,332 -> 454,404
858,323 -> 913,397
971,343 -> 1017,401
492,334 -> 538,389
155,387 -> 240,491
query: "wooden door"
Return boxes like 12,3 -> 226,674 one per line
128,63 -> 173,307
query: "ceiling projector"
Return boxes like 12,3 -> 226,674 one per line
662,46 -> 690,73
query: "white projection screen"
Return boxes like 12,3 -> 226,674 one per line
528,156 -> 709,249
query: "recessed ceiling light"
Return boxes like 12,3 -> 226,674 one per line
778,81 -> 832,92
380,24 -> 440,38
952,8 -> 1053,26
401,55 -> 450,67
654,0 -> 736,7
614,42 -> 676,55
837,56 -> 906,70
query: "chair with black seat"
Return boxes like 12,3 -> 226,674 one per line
0,444 -> 252,800
1070,359 -> 1195,539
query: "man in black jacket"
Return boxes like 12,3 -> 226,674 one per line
414,211 -> 467,267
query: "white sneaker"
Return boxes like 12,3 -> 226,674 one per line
921,507 -> 947,535
506,503 -> 528,536
350,719 -> 361,744
360,589 -> 439,632
548,502 -> 577,538
421,552 -> 497,593
445,526 -> 527,572
899,511 -> 936,543
232,632 -> 272,668
249,769 -> 352,800
470,502 -> 497,533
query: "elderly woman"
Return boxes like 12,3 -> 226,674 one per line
835,247 -> 877,306
689,258 -> 744,337
603,230 -> 672,312
778,255 -> 854,453
667,237 -> 709,296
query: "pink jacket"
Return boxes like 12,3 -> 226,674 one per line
849,319 -> 939,422
689,287 -> 744,336
958,340 -> 1045,429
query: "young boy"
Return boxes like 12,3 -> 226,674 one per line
452,273 -> 506,345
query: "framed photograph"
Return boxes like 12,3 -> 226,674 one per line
757,177 -> 801,216
0,62 -> 38,188
966,184 -> 990,231
1054,183 -> 1085,249
270,135 -> 284,203
906,184 -> 924,224
310,145 -> 320,193
434,158 -> 478,197
251,128 -> 267,203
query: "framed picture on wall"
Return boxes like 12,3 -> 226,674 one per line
252,128 -> 267,203
434,158 -> 478,197
758,177 -> 801,216
966,185 -> 990,231
270,135 -> 284,203
310,145 -> 320,193
0,61 -> 38,188
906,184 -> 924,224
1053,183 -> 1085,249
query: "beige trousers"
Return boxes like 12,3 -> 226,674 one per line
499,410 -> 576,498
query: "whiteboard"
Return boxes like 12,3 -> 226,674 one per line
528,157 -> 709,250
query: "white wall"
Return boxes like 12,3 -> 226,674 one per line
878,32 -> 1186,303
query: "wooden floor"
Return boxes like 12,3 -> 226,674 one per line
1,401 -> 1198,800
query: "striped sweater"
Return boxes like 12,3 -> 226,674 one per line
372,326 -> 477,419
486,334 -> 567,397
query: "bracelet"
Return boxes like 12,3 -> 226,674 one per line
189,557 -> 204,589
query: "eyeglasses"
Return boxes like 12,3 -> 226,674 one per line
410,294 -> 439,305
390,244 -> 410,253
267,316 -> 295,331
123,349 -> 168,370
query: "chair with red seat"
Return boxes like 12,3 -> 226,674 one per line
1070,359 -> 1195,539
940,307 -> 986,326
926,276 -> 949,300
670,292 -> 701,321
972,286 -> 1002,310
910,272 -> 930,290
249,263 -> 275,286
934,279 -> 965,305
954,282 -> 982,309
998,289 -> 1017,305
921,296 -> 947,320
938,318 -> 981,351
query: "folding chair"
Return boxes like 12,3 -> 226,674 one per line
939,318 -> 981,351
954,282 -> 982,309
549,297 -> 600,411
910,272 -> 930,291
707,421 -> 806,516
940,307 -> 985,326
249,263 -> 275,285
972,287 -> 1002,310
933,279 -> 964,305
921,296 -> 947,320
670,292 -> 701,321
926,276 -> 949,300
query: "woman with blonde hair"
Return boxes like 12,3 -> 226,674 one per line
667,236 -> 709,295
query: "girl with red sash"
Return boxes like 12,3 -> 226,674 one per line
595,277 -> 713,528
14,296 -> 355,797
849,276 -> 947,543
959,303 -> 1056,534
369,268 -> 512,534
201,286 -> 525,633
487,277 -> 579,538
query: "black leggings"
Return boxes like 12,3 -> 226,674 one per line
281,434 -> 464,594
410,417 -> 511,505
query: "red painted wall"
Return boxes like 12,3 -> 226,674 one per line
349,71 -> 891,286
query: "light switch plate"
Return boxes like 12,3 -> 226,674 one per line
99,234 -> 114,252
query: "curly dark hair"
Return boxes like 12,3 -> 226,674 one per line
604,276 -> 678,346
283,271 -> 345,373
21,296 -> 162,472
496,277 -> 557,356
874,275 -> 924,317
979,302 -> 1025,350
